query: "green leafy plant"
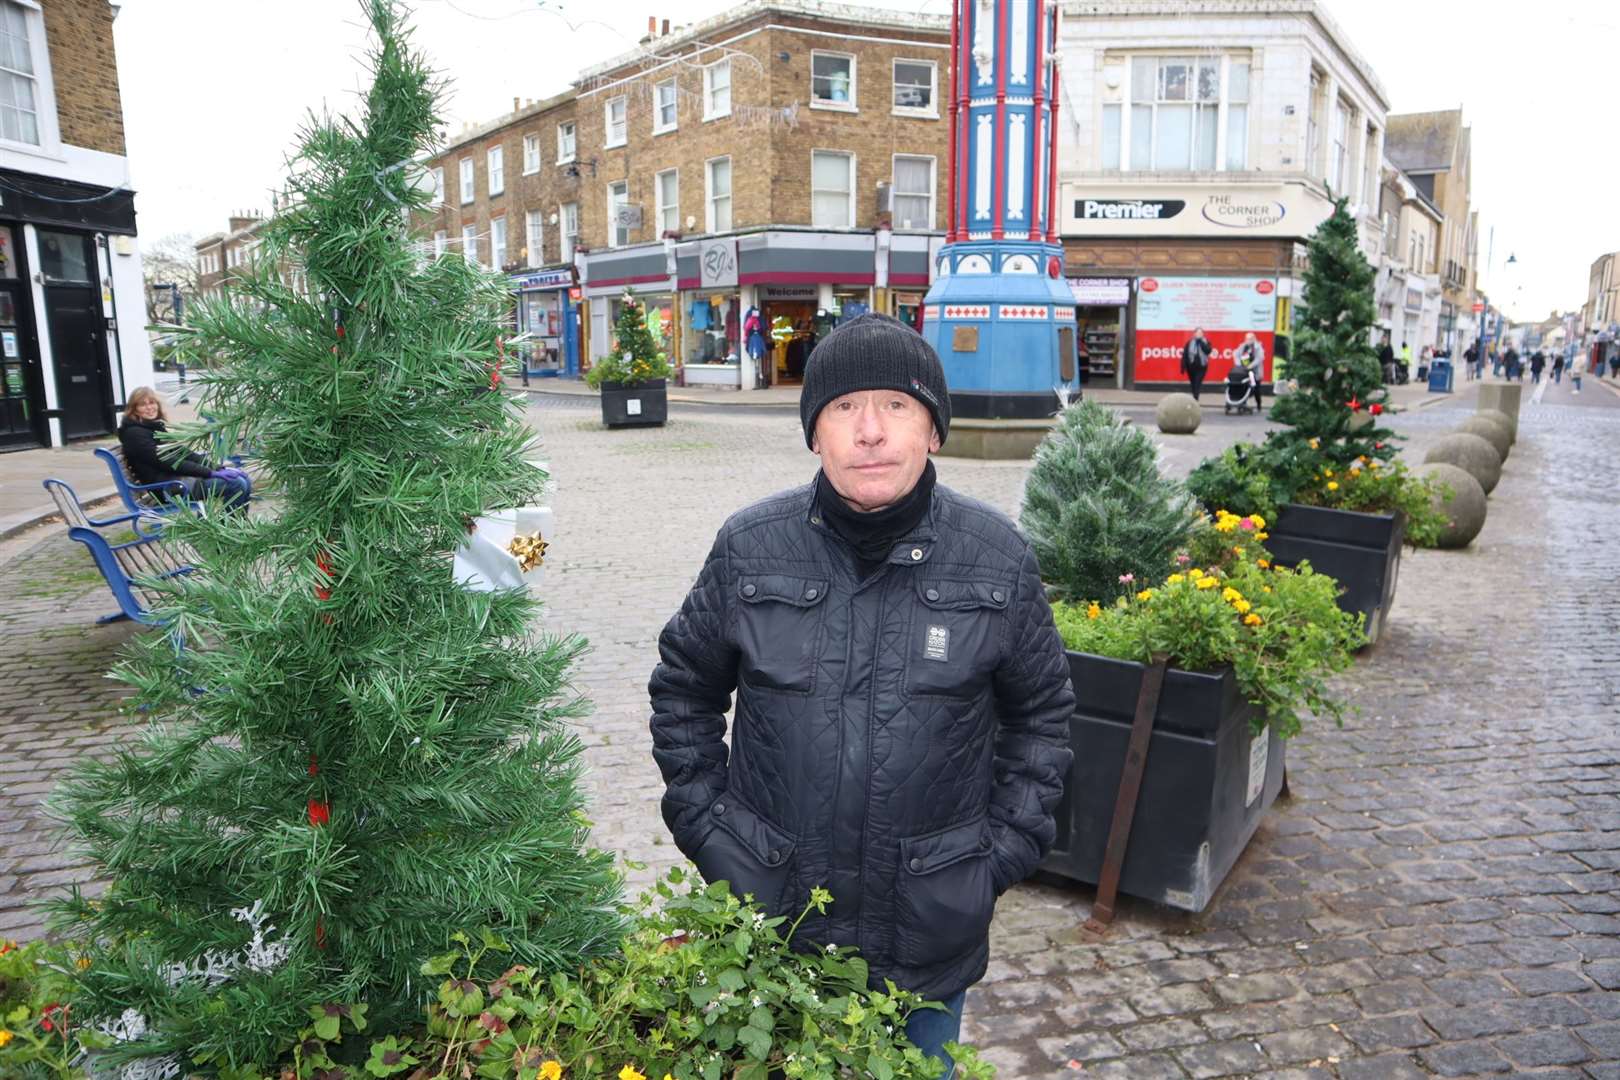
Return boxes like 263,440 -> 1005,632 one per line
1053,511 -> 1364,738
585,291 -> 673,388
0,938 -> 95,1079
1021,399 -> 1198,605
1288,455 -> 1451,548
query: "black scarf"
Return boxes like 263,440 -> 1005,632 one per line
815,460 -> 936,579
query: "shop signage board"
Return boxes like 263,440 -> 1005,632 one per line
512,268 -> 574,290
1135,276 -> 1277,382
1069,277 -> 1132,306
1059,182 -> 1332,239
700,238 -> 738,289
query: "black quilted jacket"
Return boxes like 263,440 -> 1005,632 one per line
649,479 -> 1075,998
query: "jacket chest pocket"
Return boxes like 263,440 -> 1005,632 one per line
735,574 -> 830,694
904,578 -> 1009,700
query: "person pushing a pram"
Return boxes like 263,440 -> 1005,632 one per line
1224,332 -> 1265,415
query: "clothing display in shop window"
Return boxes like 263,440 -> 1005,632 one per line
724,302 -> 740,346
688,298 -> 712,330
837,301 -> 868,326
744,306 -> 766,360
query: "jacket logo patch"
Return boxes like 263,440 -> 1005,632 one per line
924,624 -> 950,662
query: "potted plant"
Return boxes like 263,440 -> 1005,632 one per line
587,289 -> 672,428
1187,197 -> 1441,646
1021,404 -> 1363,912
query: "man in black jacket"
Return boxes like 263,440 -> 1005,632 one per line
1180,327 -> 1212,399
649,314 -> 1074,1075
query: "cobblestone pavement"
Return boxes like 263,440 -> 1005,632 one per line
2,377 -> 1618,1078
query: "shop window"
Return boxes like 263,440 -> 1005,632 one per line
0,0 -> 40,146
605,97 -> 627,148
705,60 -> 731,120
893,59 -> 935,115
812,151 -> 853,228
685,292 -> 739,365
706,157 -> 732,233
488,145 -> 504,196
38,231 -> 90,283
812,52 -> 855,109
892,155 -> 933,230
654,78 -> 678,134
557,121 -> 576,164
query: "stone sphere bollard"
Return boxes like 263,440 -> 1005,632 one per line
1479,407 -> 1516,446
1415,462 -> 1487,548
1423,432 -> 1502,495
1456,413 -> 1512,462
1156,392 -> 1202,434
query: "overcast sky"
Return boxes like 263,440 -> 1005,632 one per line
113,0 -> 1618,322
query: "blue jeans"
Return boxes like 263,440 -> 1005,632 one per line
189,474 -> 252,513
905,989 -> 967,1078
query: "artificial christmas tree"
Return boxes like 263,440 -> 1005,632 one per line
1265,195 -> 1396,467
48,2 -> 621,1069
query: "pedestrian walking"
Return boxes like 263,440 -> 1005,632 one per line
1236,331 -> 1266,412
1181,327 -> 1212,400
1570,348 -> 1587,394
649,313 -> 1075,1079
1530,351 -> 1546,383
1552,351 -> 1565,384
1379,335 -> 1396,384
1401,343 -> 1415,383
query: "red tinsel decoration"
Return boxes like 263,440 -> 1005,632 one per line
1370,403 -> 1383,416
308,799 -> 330,827
316,917 -> 327,951
308,753 -> 319,777
314,550 -> 333,602
1347,396 -> 1362,412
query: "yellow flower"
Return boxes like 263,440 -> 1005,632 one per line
1349,467 -> 1361,477
1323,469 -> 1334,478
619,1067 -> 647,1080
1233,599 -> 1252,614
76,955 -> 92,971
1233,546 -> 1245,555
0,1028 -> 12,1048
1196,577 -> 1218,590
1251,514 -> 1267,529
1244,613 -> 1263,626
1257,558 -> 1271,569
1221,587 -> 1243,603
541,1064 -> 563,1080
1262,585 -> 1273,593
1166,574 -> 1185,585
1256,531 -> 1269,541
1327,481 -> 1339,491
1136,589 -> 1155,601
1308,438 -> 1320,449
1356,456 -> 1367,466
1087,602 -> 1102,620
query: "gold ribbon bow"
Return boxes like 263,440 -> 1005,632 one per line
507,531 -> 549,573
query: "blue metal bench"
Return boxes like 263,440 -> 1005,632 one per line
94,445 -> 198,521
43,478 -> 194,625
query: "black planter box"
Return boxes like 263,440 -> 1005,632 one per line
1267,504 -> 1404,647
600,379 -> 668,428
1039,652 -> 1285,912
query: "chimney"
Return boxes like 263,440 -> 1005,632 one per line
661,18 -> 670,34
647,15 -> 656,34
513,96 -> 520,112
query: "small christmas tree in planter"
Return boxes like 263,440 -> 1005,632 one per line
1020,403 -> 1362,913
45,2 -> 622,1068
587,289 -> 672,427
1188,197 -> 1421,645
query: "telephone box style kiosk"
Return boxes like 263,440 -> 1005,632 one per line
923,0 -> 1076,454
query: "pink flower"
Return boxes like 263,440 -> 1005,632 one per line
1118,573 -> 1135,584
1239,517 -> 1256,531
1175,554 -> 1191,565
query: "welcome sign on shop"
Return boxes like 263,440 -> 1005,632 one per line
1134,276 -> 1278,382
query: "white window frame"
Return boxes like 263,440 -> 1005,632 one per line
705,156 -> 732,234
653,77 -> 679,134
459,157 -> 475,204
891,58 -> 937,118
811,149 -> 855,229
1331,99 -> 1351,192
703,59 -> 731,121
604,96 -> 627,148
431,166 -> 445,205
560,201 -> 579,262
556,121 -> 576,164
461,223 -> 479,266
656,168 -> 679,235
490,215 -> 507,269
0,0 -> 61,156
522,133 -> 541,174
1107,53 -> 1248,173
891,153 -> 935,231
526,208 -> 543,266
487,145 -> 504,197
811,51 -> 857,111
607,180 -> 629,247
434,230 -> 448,258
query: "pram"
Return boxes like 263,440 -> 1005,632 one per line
1224,367 -> 1259,415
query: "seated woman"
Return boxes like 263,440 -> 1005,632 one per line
118,386 -> 251,512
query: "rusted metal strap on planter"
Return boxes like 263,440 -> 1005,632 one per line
1084,654 -> 1169,935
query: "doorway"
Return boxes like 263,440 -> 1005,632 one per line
39,230 -> 112,440
0,227 -> 45,449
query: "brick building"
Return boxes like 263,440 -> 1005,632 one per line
0,0 -> 153,449
1054,0 -> 1389,389
418,0 -> 949,388
194,211 -> 267,299
1385,109 -> 1480,353
1373,161 -> 1443,365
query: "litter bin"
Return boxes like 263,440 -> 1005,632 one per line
1427,357 -> 1453,393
